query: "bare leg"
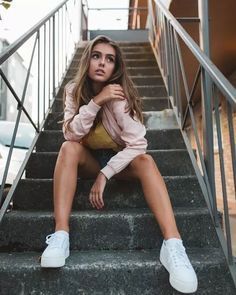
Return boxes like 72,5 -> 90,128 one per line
116,154 -> 180,240
53,141 -> 100,232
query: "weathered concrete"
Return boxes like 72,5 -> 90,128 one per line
0,208 -> 219,251
25,150 -> 195,179
13,176 -> 206,210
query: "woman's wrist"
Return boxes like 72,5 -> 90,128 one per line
99,171 -> 107,181
93,95 -> 103,106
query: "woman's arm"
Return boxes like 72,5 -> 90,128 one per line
63,83 -> 101,141
101,99 -> 147,179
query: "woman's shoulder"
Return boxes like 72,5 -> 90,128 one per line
109,97 -> 129,112
65,81 -> 76,95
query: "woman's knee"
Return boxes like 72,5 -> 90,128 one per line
59,141 -> 84,162
131,154 -> 155,171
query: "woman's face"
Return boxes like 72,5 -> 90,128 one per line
88,43 -> 116,84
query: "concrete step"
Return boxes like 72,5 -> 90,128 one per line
70,58 -> 157,68
75,45 -> 153,53
136,85 -> 167,97
51,97 -> 170,113
144,110 -> 179,130
1,248 -> 235,295
13,176 -> 206,211
67,66 -> 161,77
117,42 -> 150,46
56,83 -> 166,100
25,150 -> 195,179
61,75 -> 164,88
0,208 -> 219,252
36,129 -> 185,152
74,51 -> 155,60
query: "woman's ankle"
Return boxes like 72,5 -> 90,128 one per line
163,231 -> 181,240
55,225 -> 69,233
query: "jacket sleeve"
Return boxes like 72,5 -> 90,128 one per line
63,83 -> 101,141
101,99 -> 147,179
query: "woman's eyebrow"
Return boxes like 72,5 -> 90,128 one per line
91,50 -> 115,58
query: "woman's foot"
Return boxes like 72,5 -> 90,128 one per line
160,238 -> 198,293
41,230 -> 70,268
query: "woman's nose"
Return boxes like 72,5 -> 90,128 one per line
99,57 -> 105,66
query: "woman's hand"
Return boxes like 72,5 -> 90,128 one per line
93,84 -> 125,106
89,172 -> 107,209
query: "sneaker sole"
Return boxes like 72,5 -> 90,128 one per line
170,276 -> 198,294
41,256 -> 67,268
160,253 -> 198,294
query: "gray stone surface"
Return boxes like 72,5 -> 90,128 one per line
36,129 -> 185,152
1,40 -> 235,294
0,208 -> 219,251
0,249 -> 235,295
67,66 -> 160,77
25,150 -> 195,179
13,176 -> 206,211
143,110 -> 179,130
89,30 -> 149,41
51,96 -> 170,113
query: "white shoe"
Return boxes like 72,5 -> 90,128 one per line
160,238 -> 198,293
41,230 -> 70,268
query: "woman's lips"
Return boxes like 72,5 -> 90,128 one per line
95,69 -> 105,75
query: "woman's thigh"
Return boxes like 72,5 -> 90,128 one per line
114,154 -> 155,180
60,141 -> 101,178
114,161 -> 138,180
78,147 -> 101,178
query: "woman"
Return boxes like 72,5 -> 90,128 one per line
40,35 -> 198,294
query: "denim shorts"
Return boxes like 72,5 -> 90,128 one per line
90,149 -> 117,169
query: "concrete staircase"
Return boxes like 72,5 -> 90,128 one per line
0,42 -> 235,294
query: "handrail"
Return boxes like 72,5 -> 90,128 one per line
0,0 -> 68,65
148,0 -> 236,285
0,0 -> 85,220
151,0 -> 236,105
85,6 -> 148,30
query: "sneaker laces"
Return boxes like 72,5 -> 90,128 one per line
45,233 -> 67,249
167,242 -> 192,269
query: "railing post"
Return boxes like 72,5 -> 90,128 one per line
198,0 -> 218,225
53,14 -> 56,97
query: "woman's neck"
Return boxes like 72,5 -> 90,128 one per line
92,81 -> 105,95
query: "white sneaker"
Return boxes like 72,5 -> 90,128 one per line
41,230 -> 70,268
160,238 -> 198,293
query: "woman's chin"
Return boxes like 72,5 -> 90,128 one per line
91,76 -> 108,83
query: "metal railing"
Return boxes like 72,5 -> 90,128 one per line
83,3 -> 147,36
148,0 -> 236,284
0,0 -> 86,221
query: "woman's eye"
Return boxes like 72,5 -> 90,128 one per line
107,57 -> 114,63
91,53 -> 99,59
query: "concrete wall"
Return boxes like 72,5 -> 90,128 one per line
89,30 -> 148,41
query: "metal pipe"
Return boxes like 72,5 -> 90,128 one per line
214,85 -> 233,263
0,0 -> 70,65
53,15 -> 56,97
37,30 -> 40,128
153,0 -> 236,105
43,24 -> 46,119
198,0 -> 218,224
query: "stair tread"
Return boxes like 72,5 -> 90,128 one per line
19,174 -> 199,181
41,127 -> 179,134
0,247 -> 223,267
30,149 -> 188,155
6,207 -> 209,217
54,96 -> 170,100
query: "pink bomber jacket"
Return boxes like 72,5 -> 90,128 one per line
63,83 -> 148,179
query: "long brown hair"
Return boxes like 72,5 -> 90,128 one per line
63,35 -> 143,131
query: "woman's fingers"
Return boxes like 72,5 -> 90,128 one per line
89,190 -> 104,209
98,191 -> 104,207
94,192 -> 102,209
89,192 -> 95,208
